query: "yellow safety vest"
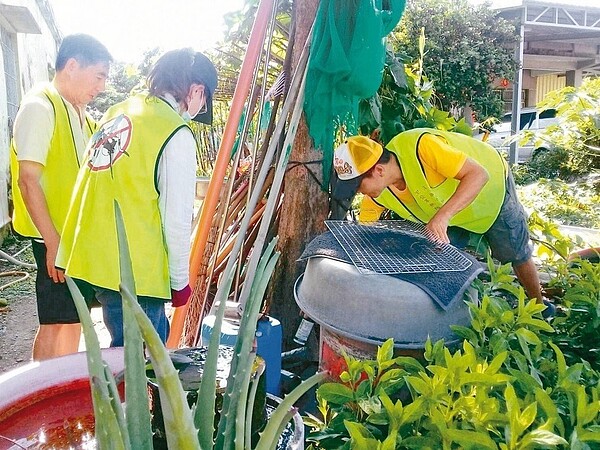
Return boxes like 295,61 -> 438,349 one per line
58,94 -> 191,299
375,128 -> 507,233
10,84 -> 95,238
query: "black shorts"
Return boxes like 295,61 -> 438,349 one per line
31,240 -> 81,324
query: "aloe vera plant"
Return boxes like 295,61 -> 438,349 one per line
67,204 -> 325,449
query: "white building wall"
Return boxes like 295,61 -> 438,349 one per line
0,0 -> 59,229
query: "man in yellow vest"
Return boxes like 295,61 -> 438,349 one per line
332,129 -> 550,313
10,34 -> 112,360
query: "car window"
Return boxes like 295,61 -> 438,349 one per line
521,112 -> 535,129
539,109 -> 556,119
499,110 -> 538,129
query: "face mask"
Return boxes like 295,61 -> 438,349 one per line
181,111 -> 192,123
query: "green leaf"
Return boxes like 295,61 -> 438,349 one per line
376,368 -> 406,394
256,372 -> 327,450
121,286 -> 152,450
515,328 -> 542,346
450,325 -> 478,343
516,317 -> 554,333
485,351 -> 508,375
393,356 -> 425,373
358,395 -> 381,415
579,430 -> 600,442
116,204 -> 200,450
344,420 -> 378,450
443,429 -> 497,449
406,375 -> 431,395
400,397 -> 427,426
377,338 -> 395,366
367,412 -> 390,426
535,387 -> 564,435
66,278 -> 128,450
217,240 -> 281,449
356,378 -> 372,400
452,117 -> 475,136
549,342 -> 567,378
317,383 -> 355,405
519,402 -> 538,432
520,429 -> 569,447
381,432 -> 397,450
89,375 -> 127,450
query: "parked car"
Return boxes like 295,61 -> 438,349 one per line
480,107 -> 558,162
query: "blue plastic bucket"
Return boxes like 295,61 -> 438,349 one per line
201,314 -> 282,396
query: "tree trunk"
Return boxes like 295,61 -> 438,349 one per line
269,0 -> 327,352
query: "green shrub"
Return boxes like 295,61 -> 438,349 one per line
513,147 -> 574,185
306,225 -> 600,449
517,178 -> 600,229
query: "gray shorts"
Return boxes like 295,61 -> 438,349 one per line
484,172 -> 533,266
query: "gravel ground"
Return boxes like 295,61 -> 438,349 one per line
0,233 -> 38,373
0,233 -> 110,375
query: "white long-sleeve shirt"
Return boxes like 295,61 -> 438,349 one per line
156,94 -> 198,291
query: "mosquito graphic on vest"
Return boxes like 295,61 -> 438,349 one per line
88,114 -> 132,173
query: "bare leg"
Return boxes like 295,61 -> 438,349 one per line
512,258 -> 543,303
55,324 -> 82,356
32,323 -> 81,361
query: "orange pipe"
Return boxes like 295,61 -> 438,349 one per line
167,0 -> 275,348
214,200 -> 266,269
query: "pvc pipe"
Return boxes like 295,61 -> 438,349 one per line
167,0 -> 276,348
0,248 -> 37,270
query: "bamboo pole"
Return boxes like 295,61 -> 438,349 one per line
167,0 -> 276,348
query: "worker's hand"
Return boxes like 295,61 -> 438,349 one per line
44,234 -> 65,283
171,284 -> 192,307
425,214 -> 451,244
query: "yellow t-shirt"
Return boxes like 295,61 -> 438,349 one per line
359,134 -> 467,222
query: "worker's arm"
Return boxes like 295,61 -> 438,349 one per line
17,160 -> 64,282
425,157 -> 489,243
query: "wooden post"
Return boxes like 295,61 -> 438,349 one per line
269,0 -> 328,350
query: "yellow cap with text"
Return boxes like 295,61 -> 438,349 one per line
333,135 -> 383,180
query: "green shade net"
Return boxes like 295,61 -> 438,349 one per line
304,0 -> 406,189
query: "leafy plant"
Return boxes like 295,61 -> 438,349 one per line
517,180 -> 600,229
358,28 -> 473,146
306,228 -> 600,449
391,0 -> 519,122
511,147 -> 572,185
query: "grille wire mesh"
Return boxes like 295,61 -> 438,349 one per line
325,220 -> 473,275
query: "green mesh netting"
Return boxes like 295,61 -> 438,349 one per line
304,0 -> 406,189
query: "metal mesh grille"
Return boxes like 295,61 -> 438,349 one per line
325,220 -> 472,275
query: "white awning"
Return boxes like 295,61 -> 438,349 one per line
0,3 -> 41,34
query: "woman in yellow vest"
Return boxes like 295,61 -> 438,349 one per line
332,130 -> 551,315
57,49 -> 217,346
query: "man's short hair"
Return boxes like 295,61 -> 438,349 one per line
55,34 -> 112,71
363,148 -> 394,177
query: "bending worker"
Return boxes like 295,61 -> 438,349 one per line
332,128 -> 548,310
